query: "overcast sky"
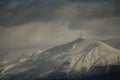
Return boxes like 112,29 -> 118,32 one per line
0,0 -> 120,51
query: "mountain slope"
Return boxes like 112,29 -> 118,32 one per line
1,37 -> 120,80
102,38 -> 120,49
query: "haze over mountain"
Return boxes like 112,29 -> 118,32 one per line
102,38 -> 120,49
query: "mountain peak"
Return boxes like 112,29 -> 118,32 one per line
1,37 -> 120,80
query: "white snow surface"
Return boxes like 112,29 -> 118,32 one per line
0,37 -> 120,79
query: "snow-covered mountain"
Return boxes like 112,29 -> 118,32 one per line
0,37 -> 120,80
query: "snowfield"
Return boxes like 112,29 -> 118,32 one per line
0,37 -> 120,80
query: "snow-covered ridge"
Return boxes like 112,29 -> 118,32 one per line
0,37 -> 120,80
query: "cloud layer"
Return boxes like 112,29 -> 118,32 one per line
0,0 -> 120,50
0,22 -> 80,50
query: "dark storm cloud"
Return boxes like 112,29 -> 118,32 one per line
69,3 -> 120,29
70,0 -> 120,2
0,0 -> 68,27
0,0 -> 120,27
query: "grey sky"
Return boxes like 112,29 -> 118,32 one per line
0,0 -> 120,51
